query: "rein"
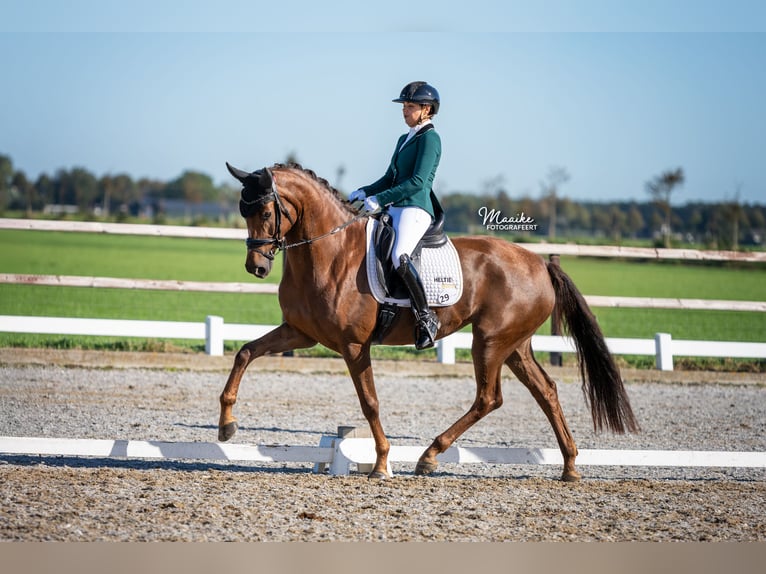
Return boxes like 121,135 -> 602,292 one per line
244,174 -> 366,258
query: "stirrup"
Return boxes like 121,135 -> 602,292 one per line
415,311 -> 439,350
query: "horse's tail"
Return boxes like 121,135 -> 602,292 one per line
546,260 -> 640,434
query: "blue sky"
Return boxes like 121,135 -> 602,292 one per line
1,1 -> 765,204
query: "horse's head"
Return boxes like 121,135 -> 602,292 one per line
227,162 -> 294,278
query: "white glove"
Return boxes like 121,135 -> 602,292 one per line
349,189 -> 366,202
362,196 -> 381,214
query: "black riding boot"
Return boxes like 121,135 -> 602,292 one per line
397,254 -> 440,350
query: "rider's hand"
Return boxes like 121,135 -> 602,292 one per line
362,196 -> 381,214
348,189 -> 366,203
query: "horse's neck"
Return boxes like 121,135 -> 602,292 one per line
283,220 -> 366,295
296,197 -> 351,241
282,184 -> 364,280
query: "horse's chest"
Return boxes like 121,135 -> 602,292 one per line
279,282 -> 337,318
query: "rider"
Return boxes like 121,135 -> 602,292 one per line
349,81 -> 442,350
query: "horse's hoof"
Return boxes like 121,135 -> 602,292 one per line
415,460 -> 438,476
218,421 -> 238,442
367,470 -> 389,480
561,469 -> 582,482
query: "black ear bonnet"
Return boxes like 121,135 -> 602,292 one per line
238,168 -> 276,218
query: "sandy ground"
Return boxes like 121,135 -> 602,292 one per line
0,348 -> 764,542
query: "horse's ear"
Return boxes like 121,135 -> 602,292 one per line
226,162 -> 252,183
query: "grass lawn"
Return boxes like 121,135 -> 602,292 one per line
1,229 -> 764,367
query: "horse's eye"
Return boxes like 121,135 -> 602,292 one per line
262,211 -> 272,220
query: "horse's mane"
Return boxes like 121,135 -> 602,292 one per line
271,162 -> 356,214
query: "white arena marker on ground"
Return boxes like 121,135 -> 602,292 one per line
0,436 -> 333,465
1,436 -> 765,475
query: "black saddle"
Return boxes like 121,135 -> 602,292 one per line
373,191 -> 447,300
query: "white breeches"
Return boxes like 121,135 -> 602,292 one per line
389,206 -> 433,269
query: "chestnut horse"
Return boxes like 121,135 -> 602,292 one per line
219,162 -> 638,481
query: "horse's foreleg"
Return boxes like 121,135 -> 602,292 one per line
218,323 -> 316,442
415,340 -> 505,476
506,340 -> 580,482
342,345 -> 390,479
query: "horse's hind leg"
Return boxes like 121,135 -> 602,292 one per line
415,338 -> 505,475
506,340 -> 581,482
218,322 -> 316,442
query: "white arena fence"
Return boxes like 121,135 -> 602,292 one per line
2,314 -> 765,372
1,218 -> 764,371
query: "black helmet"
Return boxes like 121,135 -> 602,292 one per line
392,81 -> 440,115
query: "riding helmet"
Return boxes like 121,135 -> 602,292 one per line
392,81 -> 440,115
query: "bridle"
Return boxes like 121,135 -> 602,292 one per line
242,170 -> 366,260
241,173 -> 294,261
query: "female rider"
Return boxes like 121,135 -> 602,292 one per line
349,81 -> 442,350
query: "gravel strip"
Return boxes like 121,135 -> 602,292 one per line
0,359 -> 764,541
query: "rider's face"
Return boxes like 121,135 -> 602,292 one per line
402,102 -> 430,128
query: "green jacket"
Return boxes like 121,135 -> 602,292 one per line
361,124 -> 441,219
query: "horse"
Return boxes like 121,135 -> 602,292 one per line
218,162 -> 639,481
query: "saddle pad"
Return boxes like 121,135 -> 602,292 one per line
365,218 -> 463,308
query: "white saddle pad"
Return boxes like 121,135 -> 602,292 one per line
365,218 -> 463,308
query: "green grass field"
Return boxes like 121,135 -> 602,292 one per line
1,229 -> 764,366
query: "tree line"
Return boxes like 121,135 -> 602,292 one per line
1,154 -> 763,249
442,167 -> 763,250
441,193 -> 764,250
0,154 -> 239,221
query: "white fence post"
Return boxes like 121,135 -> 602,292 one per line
328,440 -> 353,476
437,335 -> 456,364
655,332 -> 673,371
205,315 -> 224,356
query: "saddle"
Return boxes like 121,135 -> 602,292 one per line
373,192 -> 448,300
367,193 -> 463,343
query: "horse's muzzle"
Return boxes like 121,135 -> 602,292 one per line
245,254 -> 272,278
